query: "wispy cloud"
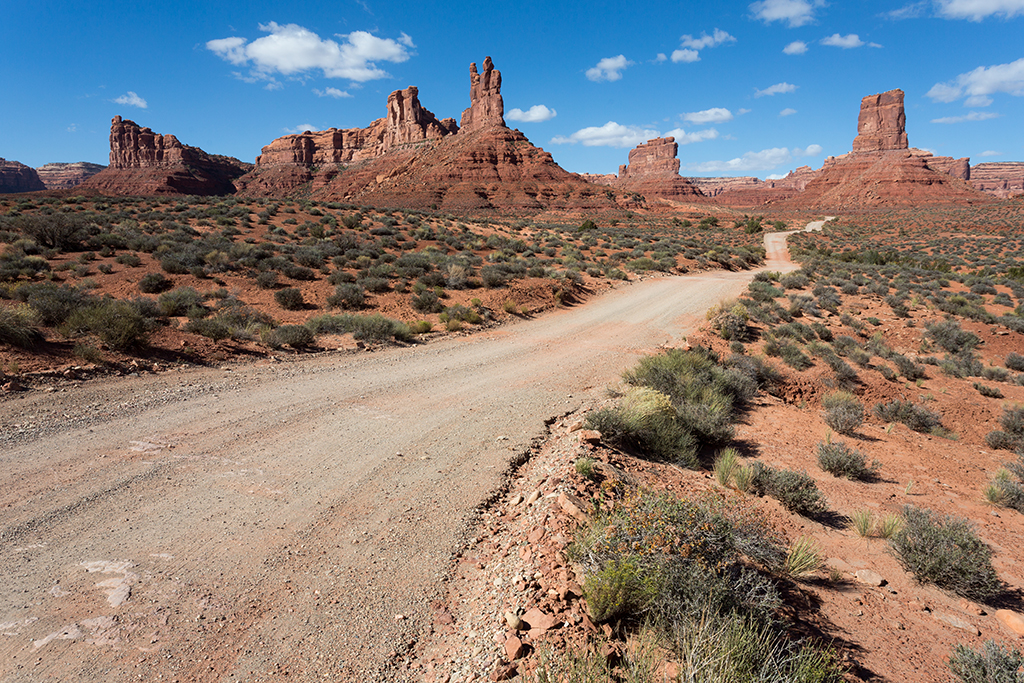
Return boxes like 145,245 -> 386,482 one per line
283,123 -> 318,134
688,147 -> 794,173
749,0 -> 825,27
207,23 -> 413,84
67,124 -> 78,133
586,55 -> 633,81
754,82 -> 798,97
313,87 -> 352,98
551,122 -> 659,147
114,91 -> 147,109
979,150 -> 1002,156
931,111 -> 1001,123
884,2 -> 928,19
783,41 -> 808,54
821,33 -> 865,48
664,128 -> 721,144
683,108 -> 734,124
779,108 -> 798,116
926,57 -> 1024,106
680,28 -> 736,50
506,105 -> 557,123
935,0 -> 1024,20
795,144 -> 823,155
671,49 -> 700,63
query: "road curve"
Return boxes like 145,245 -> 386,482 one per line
0,229 -> 803,682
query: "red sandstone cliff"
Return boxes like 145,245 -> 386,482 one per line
35,162 -> 106,190
82,117 -> 252,196
590,137 -> 703,201
0,158 -> 46,194
970,162 -> 1024,198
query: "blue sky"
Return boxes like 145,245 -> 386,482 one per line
3,0 -> 1024,178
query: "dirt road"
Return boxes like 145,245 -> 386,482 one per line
0,232 -> 800,682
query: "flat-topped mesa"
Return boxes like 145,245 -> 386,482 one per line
619,137 -> 681,179
970,162 -> 1024,198
35,162 -> 106,190
460,56 -> 505,133
0,158 -> 46,193
852,89 -> 908,153
109,115 -> 190,168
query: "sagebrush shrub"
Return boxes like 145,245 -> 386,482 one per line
816,441 -> 879,480
889,506 -> 1001,601
874,400 -> 942,433
821,391 -> 863,435
948,640 -> 1024,683
265,324 -> 314,348
926,319 -> 980,353
139,272 -> 172,294
1006,352 -> 1024,372
274,287 -> 305,310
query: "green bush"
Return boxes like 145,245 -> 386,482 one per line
0,304 -> 44,348
18,282 -> 96,325
874,399 -> 943,433
326,283 -> 365,310
157,287 -> 203,317
65,299 -> 152,351
411,290 -> 442,313
265,324 -> 314,348
1007,352 -> 1024,372
948,639 -> 1024,683
585,389 -> 698,467
926,319 -> 980,353
889,506 -> 1002,601
816,441 -> 879,481
583,558 -> 656,623
274,287 -> 306,310
139,272 -> 172,294
184,318 -> 231,341
821,391 -> 863,435
752,465 -> 828,516
255,271 -> 278,289
305,313 -> 411,343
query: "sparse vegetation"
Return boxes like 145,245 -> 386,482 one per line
816,440 -> 880,481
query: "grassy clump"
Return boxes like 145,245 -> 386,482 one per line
751,465 -> 829,517
889,506 -> 1002,601
985,406 -> 1024,452
305,313 -> 411,343
63,299 -> 155,351
948,640 -> 1024,683
874,399 -> 943,433
821,391 -> 864,435
0,304 -> 44,348
264,324 -> 314,349
816,440 -> 880,481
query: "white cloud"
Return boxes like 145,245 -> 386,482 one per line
779,108 -> 798,116
680,28 -> 737,50
114,91 -> 147,109
689,147 -> 794,173
551,121 -> 659,147
506,105 -> 558,123
783,41 -> 808,54
671,49 -> 700,63
586,55 -> 632,81
664,128 -> 721,144
821,33 -> 865,48
766,173 -> 786,180
931,111 -> 1001,123
980,150 -> 1002,156
737,108 -> 752,115
67,124 -> 78,133
926,58 -> 1024,106
207,23 -> 413,83
283,123 -> 318,134
749,0 -> 824,27
654,53 -> 668,62
885,2 -> 928,18
683,107 -> 734,124
936,0 -> 1024,20
754,82 -> 798,97
795,143 -> 823,155
314,87 -> 352,98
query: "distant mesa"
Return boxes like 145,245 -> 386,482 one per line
35,162 -> 106,190
237,56 -> 615,213
81,116 -> 252,196
0,158 -> 46,194
970,162 -> 1024,199
586,137 -> 703,202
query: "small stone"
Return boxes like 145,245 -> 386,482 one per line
557,492 -> 591,522
503,635 -> 525,661
854,570 -> 886,587
527,527 -> 545,544
490,663 -> 517,682
521,608 -> 556,632
996,609 -> 1024,636
576,430 -> 602,444
508,493 -> 523,507
503,611 -> 522,630
525,490 -> 541,505
933,612 -> 979,635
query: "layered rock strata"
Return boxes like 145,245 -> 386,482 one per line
593,137 -> 703,201
970,162 -> 1024,198
83,117 -> 251,195
0,158 -> 46,193
35,162 -> 106,190
853,89 -> 909,153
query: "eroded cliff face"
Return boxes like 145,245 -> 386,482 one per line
459,57 -> 505,133
595,137 -> 702,201
81,117 -> 251,196
852,90 -> 909,153
970,162 -> 1024,198
0,158 -> 46,194
35,162 -> 106,190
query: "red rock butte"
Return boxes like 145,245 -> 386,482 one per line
0,158 -> 46,194
591,137 -> 703,202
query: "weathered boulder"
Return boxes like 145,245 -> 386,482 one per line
459,56 -> 505,133
970,162 -> 1024,198
852,89 -> 908,153
0,158 -> 46,193
34,162 -> 106,190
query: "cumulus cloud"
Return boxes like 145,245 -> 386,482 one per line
283,123 -> 318,134
314,87 -> 352,98
821,33 -> 865,48
779,108 -> 798,116
795,144 -> 823,155
936,0 -> 1024,20
664,128 -> 721,144
654,53 -> 668,62
754,82 -> 798,97
783,41 -> 808,54
671,49 -> 700,63
931,111 -> 1001,123
551,122 -> 659,147
980,150 -> 1002,156
683,107 -> 734,124
926,57 -> 1024,106
680,28 -> 736,50
737,108 -> 752,115
506,105 -> 557,123
689,147 -> 794,173
586,55 -> 632,81
114,91 -> 147,109
207,23 -> 413,83
749,0 -> 824,27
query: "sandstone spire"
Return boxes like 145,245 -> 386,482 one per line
460,56 -> 505,133
852,89 -> 908,153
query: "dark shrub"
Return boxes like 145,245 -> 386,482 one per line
411,290 -> 442,313
184,318 -> 231,341
926,319 -> 980,353
305,313 -> 411,343
65,299 -> 152,351
890,506 -> 1001,601
139,272 -> 172,294
157,287 -> 203,317
265,324 -> 314,348
255,271 -> 278,289
816,441 -> 879,480
327,283 -> 365,310
274,287 -> 306,310
755,466 -> 828,516
1007,352 -> 1024,372
874,400 -> 943,433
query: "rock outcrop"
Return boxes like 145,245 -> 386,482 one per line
83,117 -> 251,196
593,137 -> 703,201
459,57 -> 505,133
852,89 -> 908,153
0,158 -> 46,194
919,154 -> 970,181
970,162 -> 1024,198
238,57 -> 615,213
35,162 -> 106,190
